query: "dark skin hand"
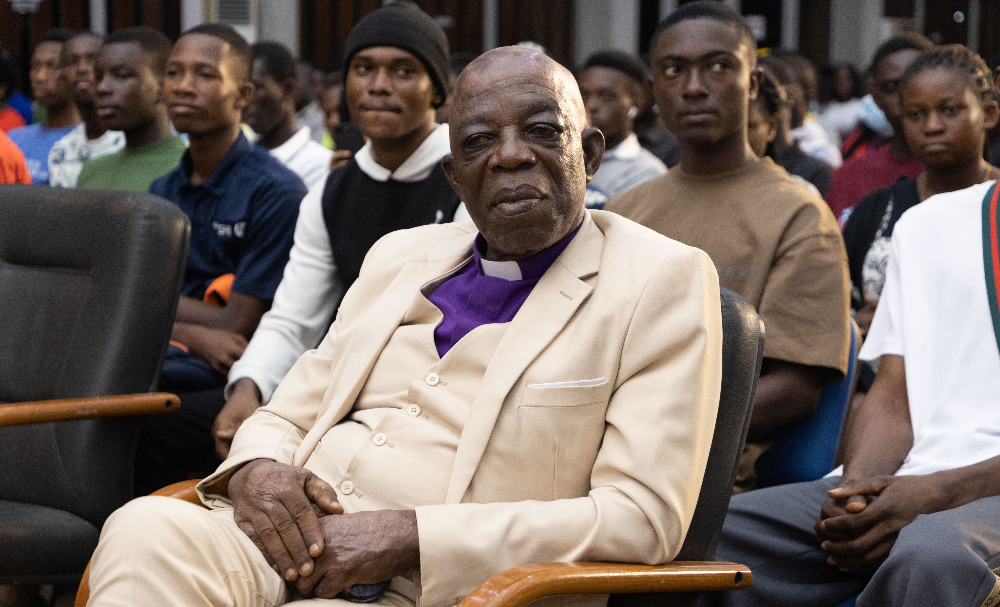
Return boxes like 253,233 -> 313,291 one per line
171,292 -> 269,373
854,295 -> 878,339
228,459 -> 419,598
213,377 -> 261,459
745,358 -> 829,442
170,322 -> 248,375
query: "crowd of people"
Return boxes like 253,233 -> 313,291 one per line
3,0 -> 1000,606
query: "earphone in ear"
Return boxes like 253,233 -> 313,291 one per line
627,106 -> 639,120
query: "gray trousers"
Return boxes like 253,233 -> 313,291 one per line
710,476 -> 1000,607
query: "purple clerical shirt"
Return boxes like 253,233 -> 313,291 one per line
428,224 -> 581,358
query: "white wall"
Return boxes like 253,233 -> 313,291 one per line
259,0 -> 299,54
574,0 -> 640,65
829,0 -> 884,68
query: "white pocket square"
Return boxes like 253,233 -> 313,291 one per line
527,378 -> 606,388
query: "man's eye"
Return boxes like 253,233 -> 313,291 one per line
354,64 -> 371,74
465,134 -> 492,148
943,106 -> 958,116
529,125 -> 560,139
396,67 -> 415,77
709,62 -> 728,72
663,65 -> 681,77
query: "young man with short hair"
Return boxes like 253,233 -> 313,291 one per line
133,23 -> 308,495
7,28 -> 80,185
214,4 -> 463,459
577,49 -> 667,207
76,26 -> 183,192
244,41 -> 332,190
48,31 -> 125,188
607,1 -> 851,492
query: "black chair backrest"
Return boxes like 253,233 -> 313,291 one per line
610,288 -> 764,607
0,185 -> 190,525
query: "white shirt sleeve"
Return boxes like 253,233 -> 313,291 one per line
858,229 -> 905,361
227,173 -> 344,403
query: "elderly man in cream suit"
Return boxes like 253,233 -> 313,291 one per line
85,47 -> 723,607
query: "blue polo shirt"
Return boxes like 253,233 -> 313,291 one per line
151,132 -> 307,301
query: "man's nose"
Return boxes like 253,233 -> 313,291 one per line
368,68 -> 392,94
682,68 -> 708,98
924,111 -> 945,134
492,129 -> 535,169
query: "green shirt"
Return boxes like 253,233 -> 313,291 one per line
77,136 -> 186,192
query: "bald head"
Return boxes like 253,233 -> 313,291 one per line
441,46 -> 604,263
450,47 -> 588,134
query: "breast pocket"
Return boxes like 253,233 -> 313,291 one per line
520,379 -> 610,408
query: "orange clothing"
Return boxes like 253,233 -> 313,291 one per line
0,107 -> 26,133
0,130 -> 30,184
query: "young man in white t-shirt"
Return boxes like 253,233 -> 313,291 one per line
711,180 -> 1000,606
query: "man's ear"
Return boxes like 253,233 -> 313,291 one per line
235,81 -> 254,110
748,67 -> 762,101
984,99 -> 1000,131
440,154 -> 464,199
281,78 -> 297,101
581,126 -> 605,182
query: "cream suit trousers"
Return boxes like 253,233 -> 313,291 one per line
88,496 -> 417,607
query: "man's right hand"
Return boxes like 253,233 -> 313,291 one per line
172,322 -> 249,375
214,378 -> 262,459
229,459 -> 344,582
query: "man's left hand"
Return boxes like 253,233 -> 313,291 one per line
293,510 -> 419,599
818,474 -> 946,572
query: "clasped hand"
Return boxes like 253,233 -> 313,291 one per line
814,474 -> 945,573
228,460 -> 419,599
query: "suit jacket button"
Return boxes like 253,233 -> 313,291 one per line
407,404 -> 421,416
425,372 -> 440,386
340,480 -> 354,495
373,432 -> 387,446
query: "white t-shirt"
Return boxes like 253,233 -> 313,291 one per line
859,181 -> 1000,476
49,123 -> 125,188
228,123 -> 463,402
269,126 -> 333,190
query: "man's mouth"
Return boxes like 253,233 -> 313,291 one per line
359,104 -> 402,114
169,103 -> 199,115
494,185 -> 544,216
95,105 -> 118,118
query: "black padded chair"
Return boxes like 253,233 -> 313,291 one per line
0,185 -> 190,585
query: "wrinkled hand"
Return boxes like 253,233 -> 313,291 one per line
331,150 -> 352,171
816,475 -> 945,573
293,509 -> 419,600
213,378 -> 262,459
183,325 -> 249,375
229,459 -> 343,582
855,296 -> 878,339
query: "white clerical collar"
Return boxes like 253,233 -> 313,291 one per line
354,123 -> 451,183
479,258 -> 523,281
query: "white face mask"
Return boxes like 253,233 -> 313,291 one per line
859,94 -> 894,139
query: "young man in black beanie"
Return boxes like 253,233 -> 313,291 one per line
214,3 -> 463,458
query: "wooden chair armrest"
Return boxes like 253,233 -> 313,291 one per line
458,561 -> 751,607
0,392 -> 179,427
149,479 -> 204,505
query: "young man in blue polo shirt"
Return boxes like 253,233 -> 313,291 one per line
134,23 -> 307,495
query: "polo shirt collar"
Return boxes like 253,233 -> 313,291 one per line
604,133 -> 643,161
270,126 -> 312,164
354,123 -> 450,183
179,131 -> 254,195
472,221 -> 582,282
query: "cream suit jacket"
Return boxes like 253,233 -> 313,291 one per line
199,209 -> 723,607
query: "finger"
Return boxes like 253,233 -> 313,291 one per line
294,477 -> 340,557
305,474 -> 344,518
264,500 -> 317,578
248,509 -> 303,581
844,495 -> 868,513
828,538 -> 895,573
314,574 -> 348,601
235,517 -> 276,569
823,521 -> 892,558
214,435 -> 232,460
294,569 -> 325,599
828,477 -> 891,499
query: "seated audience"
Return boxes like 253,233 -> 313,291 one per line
711,136 -> 1000,607
0,129 -> 30,183
0,48 -> 26,132
771,51 -> 843,168
85,44 -> 723,607
844,45 -> 999,393
748,67 -> 833,196
577,49 -> 667,208
133,23 -> 307,495
607,1 -> 851,492
213,4 -> 464,457
826,33 -> 934,223
8,28 -> 80,185
818,63 -> 864,142
49,31 -> 124,187
244,41 -> 332,190
77,27 -> 184,192
295,59 -> 326,143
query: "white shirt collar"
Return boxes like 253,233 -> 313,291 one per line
479,259 -> 523,281
354,123 -> 451,183
604,133 -> 643,161
270,126 -> 312,164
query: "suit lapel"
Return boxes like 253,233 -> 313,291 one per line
445,213 -> 604,503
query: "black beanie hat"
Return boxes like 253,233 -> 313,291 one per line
343,4 -> 451,108
582,50 -> 651,87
